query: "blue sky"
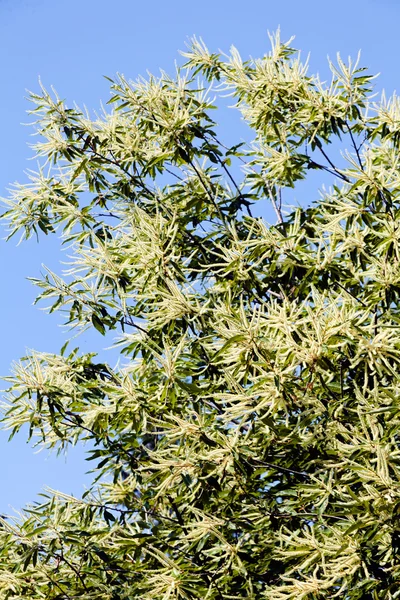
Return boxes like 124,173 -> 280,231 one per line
0,0 -> 397,513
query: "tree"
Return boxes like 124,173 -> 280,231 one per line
1,30 -> 400,598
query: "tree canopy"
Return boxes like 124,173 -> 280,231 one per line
1,31 -> 400,598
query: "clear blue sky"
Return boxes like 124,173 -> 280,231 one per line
0,0 -> 397,513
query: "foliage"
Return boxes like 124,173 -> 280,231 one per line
1,31 -> 400,598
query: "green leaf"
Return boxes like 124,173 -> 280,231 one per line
211,335 -> 247,362
91,313 -> 106,335
175,379 -> 207,395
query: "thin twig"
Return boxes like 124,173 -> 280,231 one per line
346,121 -> 364,171
202,133 -> 253,217
265,183 -> 283,223
249,458 -> 308,479
334,281 -> 368,307
314,138 -> 351,183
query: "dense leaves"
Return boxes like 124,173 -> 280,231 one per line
1,31 -> 400,598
